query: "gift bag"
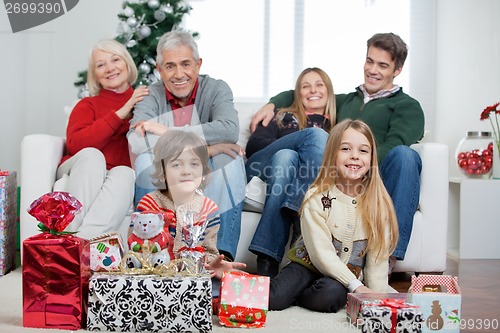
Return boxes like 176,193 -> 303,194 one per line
0,170 -> 17,276
407,275 -> 461,333
89,233 -> 124,272
218,271 -> 270,328
22,192 -> 90,330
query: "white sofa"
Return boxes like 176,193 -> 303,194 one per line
20,102 -> 449,274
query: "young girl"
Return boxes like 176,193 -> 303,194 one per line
137,130 -> 245,278
269,119 -> 399,313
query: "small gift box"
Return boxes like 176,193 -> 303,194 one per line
89,233 -> 124,272
22,192 -> 90,330
87,273 -> 213,332
0,170 -> 17,275
407,275 -> 461,333
347,292 -> 409,326
359,298 -> 424,333
218,271 -> 270,328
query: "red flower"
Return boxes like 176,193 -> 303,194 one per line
480,102 -> 500,156
480,102 -> 500,120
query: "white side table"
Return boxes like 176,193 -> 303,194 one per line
448,177 -> 500,259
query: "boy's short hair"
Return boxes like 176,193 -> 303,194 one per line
151,130 -> 210,190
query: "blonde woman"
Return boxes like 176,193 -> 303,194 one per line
57,39 -> 148,242
245,67 -> 336,277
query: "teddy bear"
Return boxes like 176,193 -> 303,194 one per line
126,211 -> 174,269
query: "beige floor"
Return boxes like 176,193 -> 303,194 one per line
1,267 -> 359,333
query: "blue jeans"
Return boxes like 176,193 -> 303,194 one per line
245,128 -> 328,261
380,145 -> 422,260
134,153 -> 246,259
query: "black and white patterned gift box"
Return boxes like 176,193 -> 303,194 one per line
360,299 -> 423,333
87,273 -> 212,332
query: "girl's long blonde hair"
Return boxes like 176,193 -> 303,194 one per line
276,67 -> 336,130
300,119 -> 398,259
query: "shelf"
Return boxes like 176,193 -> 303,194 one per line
448,179 -> 500,259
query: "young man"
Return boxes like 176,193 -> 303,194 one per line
128,30 -> 246,261
250,33 -> 425,271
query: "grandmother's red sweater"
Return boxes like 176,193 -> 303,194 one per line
61,87 -> 133,169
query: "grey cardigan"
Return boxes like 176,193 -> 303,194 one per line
128,75 -> 239,154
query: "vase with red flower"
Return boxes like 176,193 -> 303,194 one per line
480,102 -> 500,179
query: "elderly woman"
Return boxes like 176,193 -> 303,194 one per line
56,39 -> 149,242
245,67 -> 336,277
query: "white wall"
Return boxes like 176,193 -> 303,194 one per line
436,0 -> 500,177
1,0 -> 500,181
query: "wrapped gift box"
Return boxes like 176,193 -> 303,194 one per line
0,171 -> 17,276
89,233 -> 124,272
218,271 -> 270,328
408,275 -> 461,333
347,292 -> 409,326
22,233 -> 90,330
360,298 -> 424,333
87,273 -> 213,332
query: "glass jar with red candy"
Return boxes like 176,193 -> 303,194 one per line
456,131 -> 493,178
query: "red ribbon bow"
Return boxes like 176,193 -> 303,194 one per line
369,298 -> 417,333
178,246 -> 205,253
28,192 -> 83,234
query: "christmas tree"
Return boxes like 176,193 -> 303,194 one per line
74,0 -> 196,98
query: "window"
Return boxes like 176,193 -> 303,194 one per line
185,0 -> 412,103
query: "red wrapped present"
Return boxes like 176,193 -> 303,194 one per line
218,271 -> 270,328
22,192 -> 90,330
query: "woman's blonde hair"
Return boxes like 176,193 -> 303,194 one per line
301,119 -> 398,259
151,130 -> 210,191
87,39 -> 138,96
276,67 -> 336,130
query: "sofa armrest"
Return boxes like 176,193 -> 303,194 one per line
20,134 -> 65,244
401,142 -> 449,272
411,142 -> 449,211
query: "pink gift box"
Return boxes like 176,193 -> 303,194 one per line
218,271 -> 270,328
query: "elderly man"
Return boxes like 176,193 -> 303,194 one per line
128,30 -> 246,261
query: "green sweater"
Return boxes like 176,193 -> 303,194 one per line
269,88 -> 425,162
